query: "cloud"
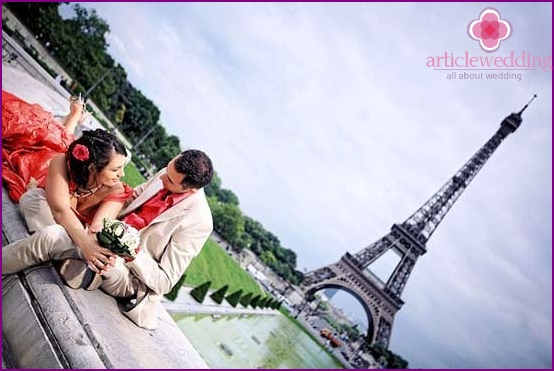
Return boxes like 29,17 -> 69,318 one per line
106,32 -> 144,78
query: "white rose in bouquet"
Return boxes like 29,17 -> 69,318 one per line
96,218 -> 141,261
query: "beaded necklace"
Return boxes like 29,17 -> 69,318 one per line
72,184 -> 102,198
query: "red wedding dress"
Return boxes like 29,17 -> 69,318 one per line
2,91 -> 132,225
2,90 -> 76,203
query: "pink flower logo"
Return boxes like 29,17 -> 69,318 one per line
467,8 -> 512,53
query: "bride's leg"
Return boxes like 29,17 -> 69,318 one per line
2,225 -> 79,274
60,113 -> 82,135
19,188 -> 56,233
61,96 -> 87,135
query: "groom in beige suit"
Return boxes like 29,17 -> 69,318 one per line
98,149 -> 213,329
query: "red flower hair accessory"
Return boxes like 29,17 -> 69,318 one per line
72,144 -> 90,161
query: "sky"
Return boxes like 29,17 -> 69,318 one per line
65,2 -> 551,368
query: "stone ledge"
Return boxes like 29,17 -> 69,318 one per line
2,185 -> 208,369
2,274 -> 66,369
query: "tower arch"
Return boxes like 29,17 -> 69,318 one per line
304,282 -> 376,342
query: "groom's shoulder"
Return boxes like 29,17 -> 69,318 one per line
190,188 -> 209,208
191,189 -> 212,218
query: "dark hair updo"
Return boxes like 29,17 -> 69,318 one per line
66,129 -> 127,190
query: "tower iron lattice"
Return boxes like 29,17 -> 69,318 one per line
298,96 -> 537,350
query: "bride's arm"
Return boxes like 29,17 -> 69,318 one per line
88,200 -> 126,233
46,154 -> 114,271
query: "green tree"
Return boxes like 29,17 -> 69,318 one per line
233,232 -> 253,251
211,202 -> 244,244
239,292 -> 253,307
343,324 -> 361,342
106,64 -> 129,118
204,171 -> 221,197
216,188 -> 239,205
114,103 -> 126,124
260,250 -> 277,266
139,127 -> 181,170
257,297 -> 268,308
164,274 -> 186,301
281,248 -> 297,267
120,85 -> 161,145
225,289 -> 243,307
209,284 -> 229,304
291,269 -> 304,285
388,353 -> 408,369
262,297 -> 273,308
250,294 -> 261,308
240,215 -> 303,283
368,344 -> 408,369
190,281 -> 211,303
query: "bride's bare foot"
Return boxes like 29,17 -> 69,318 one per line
62,95 -> 86,134
26,177 -> 39,190
78,110 -> 91,124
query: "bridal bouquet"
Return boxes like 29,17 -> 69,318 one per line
96,218 -> 141,261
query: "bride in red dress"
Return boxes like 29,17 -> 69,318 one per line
3,90 -> 87,202
2,90 -> 133,286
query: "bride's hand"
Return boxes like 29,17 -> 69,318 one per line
80,240 -> 116,274
87,224 -> 101,235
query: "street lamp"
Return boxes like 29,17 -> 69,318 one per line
132,125 -> 158,151
82,67 -> 113,100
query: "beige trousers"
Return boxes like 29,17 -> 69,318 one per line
2,188 -> 138,298
2,188 -> 79,274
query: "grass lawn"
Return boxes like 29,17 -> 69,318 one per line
184,238 -> 264,296
121,160 -> 146,187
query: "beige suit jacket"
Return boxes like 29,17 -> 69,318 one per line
120,169 -> 213,329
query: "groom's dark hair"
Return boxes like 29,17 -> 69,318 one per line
174,149 -> 213,189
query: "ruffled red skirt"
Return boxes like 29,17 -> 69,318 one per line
2,90 -> 75,202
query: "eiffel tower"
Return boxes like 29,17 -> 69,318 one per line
299,96 -> 537,349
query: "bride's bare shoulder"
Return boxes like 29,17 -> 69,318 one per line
104,182 -> 125,195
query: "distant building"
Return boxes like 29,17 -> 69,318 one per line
285,286 -> 304,306
211,231 -> 232,251
246,264 -> 268,283
237,249 -> 257,267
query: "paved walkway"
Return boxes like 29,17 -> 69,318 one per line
2,29 -> 131,147
2,62 -> 102,135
